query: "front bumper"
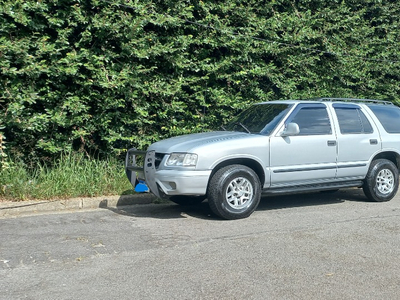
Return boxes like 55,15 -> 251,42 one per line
153,169 -> 211,196
125,148 -> 211,198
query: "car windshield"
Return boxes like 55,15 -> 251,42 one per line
224,103 -> 293,135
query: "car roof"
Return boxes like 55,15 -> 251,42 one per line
257,98 -> 393,106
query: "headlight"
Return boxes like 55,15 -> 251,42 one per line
166,153 -> 198,167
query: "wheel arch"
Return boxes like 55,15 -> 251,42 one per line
371,151 -> 400,171
208,158 -> 265,189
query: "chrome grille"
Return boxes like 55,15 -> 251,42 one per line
154,153 -> 165,169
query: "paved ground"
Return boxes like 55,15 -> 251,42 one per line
1,189 -> 400,299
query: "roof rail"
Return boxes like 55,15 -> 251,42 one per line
311,97 -> 393,105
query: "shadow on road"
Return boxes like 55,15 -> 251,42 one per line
106,188 -> 369,220
258,187 -> 367,211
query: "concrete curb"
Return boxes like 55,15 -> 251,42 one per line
0,193 -> 158,218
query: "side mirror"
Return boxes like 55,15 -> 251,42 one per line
281,122 -> 300,137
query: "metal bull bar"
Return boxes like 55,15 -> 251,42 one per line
125,148 -> 161,198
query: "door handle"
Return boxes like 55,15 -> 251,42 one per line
327,140 -> 336,146
370,139 -> 378,145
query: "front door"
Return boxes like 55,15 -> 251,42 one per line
269,103 -> 338,187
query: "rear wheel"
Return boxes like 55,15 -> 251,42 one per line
208,165 -> 261,220
363,159 -> 399,202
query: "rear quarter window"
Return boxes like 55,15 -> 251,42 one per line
368,105 -> 400,133
333,106 -> 373,134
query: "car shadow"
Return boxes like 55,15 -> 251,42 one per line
257,187 -> 367,211
110,201 -> 214,220
106,188 -> 368,220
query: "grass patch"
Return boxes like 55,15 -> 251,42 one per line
0,152 -> 133,201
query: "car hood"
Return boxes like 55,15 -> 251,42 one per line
148,131 -> 260,153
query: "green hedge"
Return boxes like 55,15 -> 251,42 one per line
1,0 -> 399,162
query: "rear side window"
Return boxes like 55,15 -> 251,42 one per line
368,105 -> 400,134
334,106 -> 373,134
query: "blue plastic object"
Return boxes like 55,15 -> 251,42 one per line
134,180 -> 149,193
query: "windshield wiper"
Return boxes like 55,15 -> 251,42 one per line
234,122 -> 251,133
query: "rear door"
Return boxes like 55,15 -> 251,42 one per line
332,103 -> 381,179
269,103 -> 338,187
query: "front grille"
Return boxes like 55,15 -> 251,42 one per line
155,153 -> 165,169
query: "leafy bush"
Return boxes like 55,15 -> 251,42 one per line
1,0 -> 399,161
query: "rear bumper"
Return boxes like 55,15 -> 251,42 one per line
125,148 -> 211,198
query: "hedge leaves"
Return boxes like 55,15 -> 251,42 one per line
1,0 -> 399,160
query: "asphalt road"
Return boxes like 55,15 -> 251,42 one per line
1,188 -> 400,300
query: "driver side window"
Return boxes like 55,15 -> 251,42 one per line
288,106 -> 332,135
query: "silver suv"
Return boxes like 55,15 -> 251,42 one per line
126,98 -> 400,219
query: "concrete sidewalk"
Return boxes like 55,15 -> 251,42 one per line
0,193 -> 157,218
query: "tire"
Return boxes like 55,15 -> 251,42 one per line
207,165 -> 261,220
169,195 -> 206,206
363,159 -> 399,202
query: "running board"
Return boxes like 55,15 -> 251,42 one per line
262,180 -> 363,195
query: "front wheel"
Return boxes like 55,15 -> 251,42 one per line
363,159 -> 399,202
207,165 -> 261,220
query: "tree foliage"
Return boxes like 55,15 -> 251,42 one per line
1,0 -> 399,161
